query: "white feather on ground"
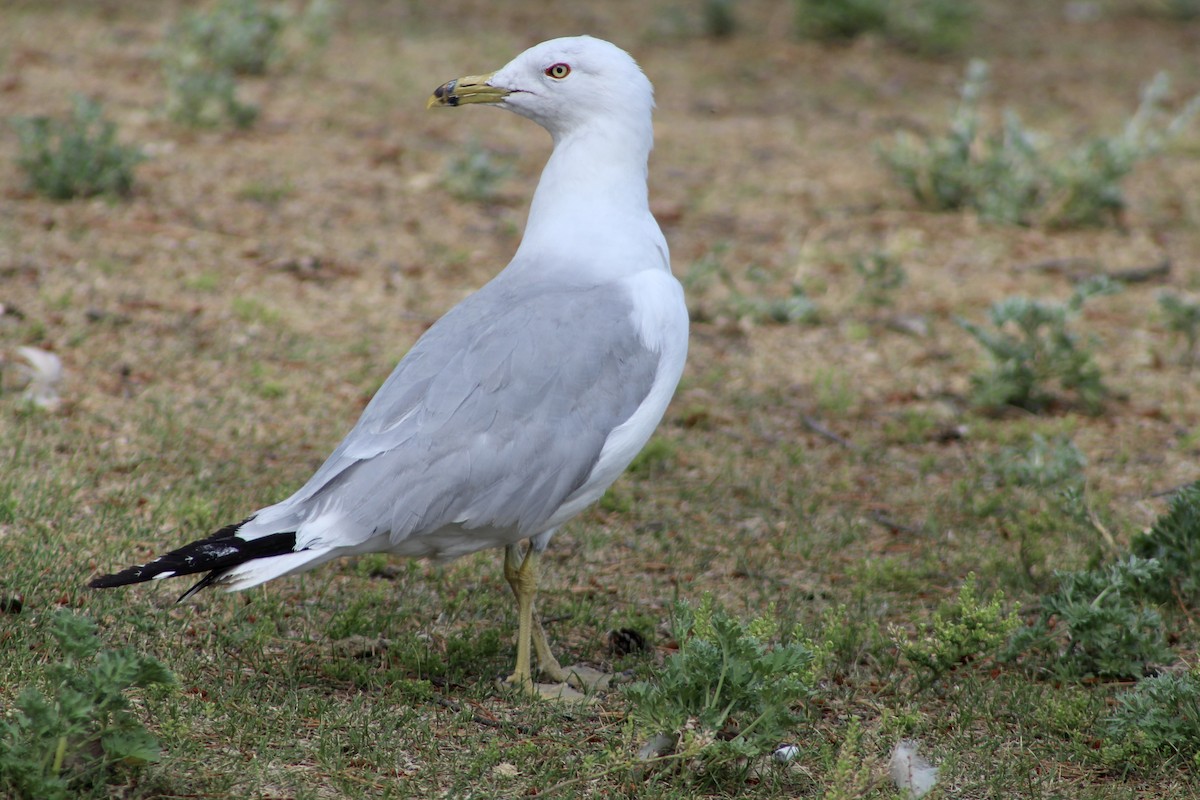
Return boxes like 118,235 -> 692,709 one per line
890,739 -> 939,799
15,346 -> 63,410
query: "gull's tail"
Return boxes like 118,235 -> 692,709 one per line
88,518 -> 307,602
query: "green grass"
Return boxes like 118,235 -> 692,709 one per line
11,372 -> 1196,796
236,176 -> 294,206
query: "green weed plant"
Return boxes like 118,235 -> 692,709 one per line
14,97 -> 143,200
1130,481 -> 1200,604
957,277 -> 1118,413
852,251 -> 907,306
173,0 -> 286,76
684,246 -> 819,325
164,0 -> 335,128
794,0 -> 973,55
1006,556 -> 1173,680
296,0 -> 338,52
164,63 -> 259,129
1101,670 -> 1200,771
894,573 -> 1019,682
880,62 -> 1200,227
624,595 -> 819,781
1158,292 -> 1200,365
702,0 -> 738,37
163,0 -> 283,127
997,433 -> 1087,489
0,612 -> 174,800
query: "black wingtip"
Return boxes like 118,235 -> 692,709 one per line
88,572 -> 141,589
88,518 -> 250,590
88,517 -> 297,598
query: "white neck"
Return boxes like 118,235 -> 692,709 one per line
506,118 -> 665,285
535,116 -> 652,214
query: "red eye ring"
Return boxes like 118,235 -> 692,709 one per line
545,63 -> 571,79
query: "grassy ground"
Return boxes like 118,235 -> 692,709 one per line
3,0 -> 1200,797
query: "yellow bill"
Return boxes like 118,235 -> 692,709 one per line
427,71 -> 509,109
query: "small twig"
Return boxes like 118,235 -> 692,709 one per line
1085,504 -> 1118,553
433,695 -> 537,736
1018,256 -> 1096,275
1172,585 -> 1197,627
802,414 -> 925,477
802,415 -> 858,450
330,771 -> 388,791
1149,481 -> 1197,499
1102,258 -> 1170,284
868,512 -> 923,537
1018,256 -> 1171,285
1068,477 -> 1119,553
433,694 -> 488,724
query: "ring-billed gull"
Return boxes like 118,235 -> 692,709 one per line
90,36 -> 689,692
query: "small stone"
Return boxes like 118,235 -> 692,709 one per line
637,732 -> 677,761
564,664 -> 614,691
772,744 -> 800,763
533,682 -> 590,702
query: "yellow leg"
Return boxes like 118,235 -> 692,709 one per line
531,614 -> 567,683
502,544 -> 567,689
502,544 -> 534,690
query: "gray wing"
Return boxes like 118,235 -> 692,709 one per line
282,277 -> 660,539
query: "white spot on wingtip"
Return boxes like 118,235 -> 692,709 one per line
152,571 -> 176,580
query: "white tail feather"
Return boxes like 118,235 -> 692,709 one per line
220,549 -> 340,592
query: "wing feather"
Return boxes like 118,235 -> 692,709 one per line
261,276 -> 660,546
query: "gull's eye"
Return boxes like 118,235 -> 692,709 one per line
545,63 -> 571,79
